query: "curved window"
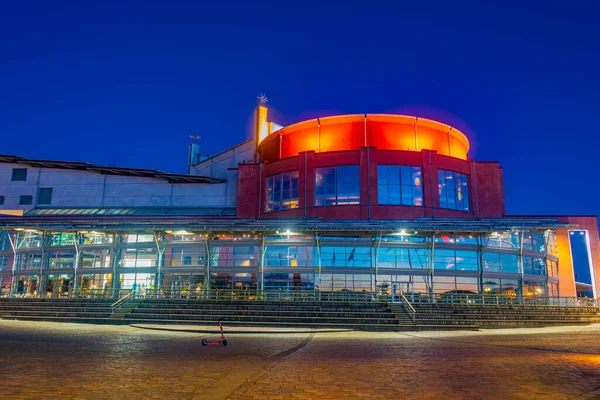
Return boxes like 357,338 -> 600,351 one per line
438,170 -> 470,211
266,171 -> 299,212
315,166 -> 360,206
377,166 -> 423,206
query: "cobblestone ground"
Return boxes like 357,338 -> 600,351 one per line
1,321 -> 600,400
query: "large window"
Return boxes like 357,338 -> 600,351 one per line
434,249 -> 478,271
121,248 -> 157,268
482,253 -> 519,273
17,253 -> 42,270
81,249 -> 112,269
265,171 -> 299,212
164,247 -> 206,268
483,232 -> 520,249
210,246 -> 258,267
0,255 -> 10,271
315,166 -> 360,206
320,246 -> 371,267
377,247 -> 430,269
264,245 -> 315,267
377,166 -> 423,206
523,256 -> 546,276
438,170 -> 470,211
46,251 -> 76,269
46,232 -> 75,247
522,233 -> 545,253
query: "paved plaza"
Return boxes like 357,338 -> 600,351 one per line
1,321 -> 600,400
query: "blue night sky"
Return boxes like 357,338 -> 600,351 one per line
1,1 -> 599,218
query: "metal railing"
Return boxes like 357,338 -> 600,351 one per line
137,288 -> 389,303
3,287 -> 598,309
406,293 -> 599,309
3,288 -> 131,300
399,292 -> 416,321
111,290 -> 136,312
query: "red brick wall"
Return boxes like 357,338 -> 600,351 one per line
236,164 -> 260,218
473,162 -> 505,218
242,148 -> 506,221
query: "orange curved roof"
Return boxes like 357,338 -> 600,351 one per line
259,114 -> 470,161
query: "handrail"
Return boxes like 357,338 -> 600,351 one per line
399,292 -> 416,321
5,287 -> 598,309
141,288 -> 389,303
111,290 -> 135,311
407,293 -> 599,309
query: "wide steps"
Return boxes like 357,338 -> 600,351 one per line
127,318 -> 406,331
131,308 -> 393,318
411,303 -> 600,328
2,311 -> 112,318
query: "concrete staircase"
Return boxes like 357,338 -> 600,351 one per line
124,300 -> 400,331
387,303 -> 416,328
0,298 -> 116,323
412,304 -> 600,329
109,300 -> 141,320
4,298 -> 600,331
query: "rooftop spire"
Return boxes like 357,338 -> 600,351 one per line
257,93 -> 268,105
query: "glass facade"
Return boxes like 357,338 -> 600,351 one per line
0,229 -> 563,298
266,171 -> 299,212
315,166 -> 360,206
438,169 -> 470,211
377,166 -> 423,206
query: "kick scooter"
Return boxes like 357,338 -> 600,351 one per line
201,320 -> 228,346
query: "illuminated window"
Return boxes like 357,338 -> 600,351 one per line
438,170 -> 470,211
314,166 -> 360,206
377,166 -> 423,206
266,171 -> 299,212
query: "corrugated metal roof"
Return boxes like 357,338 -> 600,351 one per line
0,155 -> 225,184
